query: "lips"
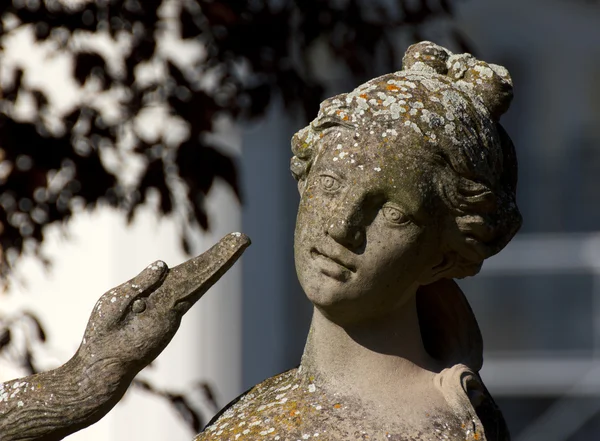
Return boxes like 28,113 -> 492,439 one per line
310,248 -> 356,273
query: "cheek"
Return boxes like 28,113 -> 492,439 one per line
365,226 -> 431,280
296,187 -> 330,231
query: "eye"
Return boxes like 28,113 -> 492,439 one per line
132,299 -> 147,314
382,205 -> 410,225
319,175 -> 341,192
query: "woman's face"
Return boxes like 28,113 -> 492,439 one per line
294,125 -> 444,324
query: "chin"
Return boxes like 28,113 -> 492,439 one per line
300,276 -> 369,324
301,274 -> 346,306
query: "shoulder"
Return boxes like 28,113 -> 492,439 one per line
195,368 -> 312,440
434,364 -> 510,441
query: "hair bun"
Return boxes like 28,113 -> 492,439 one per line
403,42 -> 513,122
447,54 -> 513,122
402,41 -> 451,75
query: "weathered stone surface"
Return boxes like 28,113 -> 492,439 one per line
196,366 -> 493,441
0,233 -> 250,441
199,41 -> 519,441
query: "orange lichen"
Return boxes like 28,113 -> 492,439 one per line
359,93 -> 368,99
333,403 -> 342,409
386,85 -> 399,91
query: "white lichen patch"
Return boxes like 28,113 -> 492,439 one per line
473,64 -> 494,78
444,123 -> 456,135
147,260 -> 167,271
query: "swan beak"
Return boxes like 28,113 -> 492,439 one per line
161,232 -> 251,313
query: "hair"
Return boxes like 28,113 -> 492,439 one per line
290,41 -> 522,278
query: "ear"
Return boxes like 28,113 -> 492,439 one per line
420,252 -> 458,285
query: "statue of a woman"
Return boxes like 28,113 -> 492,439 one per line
196,41 -> 521,441
0,41 -> 520,441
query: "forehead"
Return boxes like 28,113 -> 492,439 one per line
315,125 -> 426,169
312,127 -> 436,214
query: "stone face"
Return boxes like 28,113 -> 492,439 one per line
200,41 -> 519,440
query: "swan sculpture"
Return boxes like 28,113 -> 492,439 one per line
0,232 -> 250,441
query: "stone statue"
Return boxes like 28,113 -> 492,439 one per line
0,232 -> 250,441
0,40 -> 521,441
196,41 -> 521,440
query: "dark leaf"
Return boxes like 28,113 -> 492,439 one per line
133,379 -> 155,392
168,394 -> 203,433
181,234 -> 192,255
243,83 -> 271,118
73,153 -> 118,206
192,196 -> 209,230
30,89 -> 49,111
34,21 -> 51,40
73,52 -> 107,86
0,119 -> 73,169
167,91 -> 219,136
180,7 -> 202,39
3,68 -> 24,102
197,382 -> 219,410
23,312 -> 47,342
23,348 -> 37,375
167,61 -> 190,89
136,36 -> 157,62
176,142 -> 240,201
63,108 -> 83,131
0,329 -> 11,351
135,158 -> 173,215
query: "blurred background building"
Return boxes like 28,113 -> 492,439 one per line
1,0 -> 600,440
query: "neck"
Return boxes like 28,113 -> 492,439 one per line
0,351 -> 132,441
301,291 -> 439,400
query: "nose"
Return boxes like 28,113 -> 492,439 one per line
326,198 -> 366,250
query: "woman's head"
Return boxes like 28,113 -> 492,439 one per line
292,42 -> 521,280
